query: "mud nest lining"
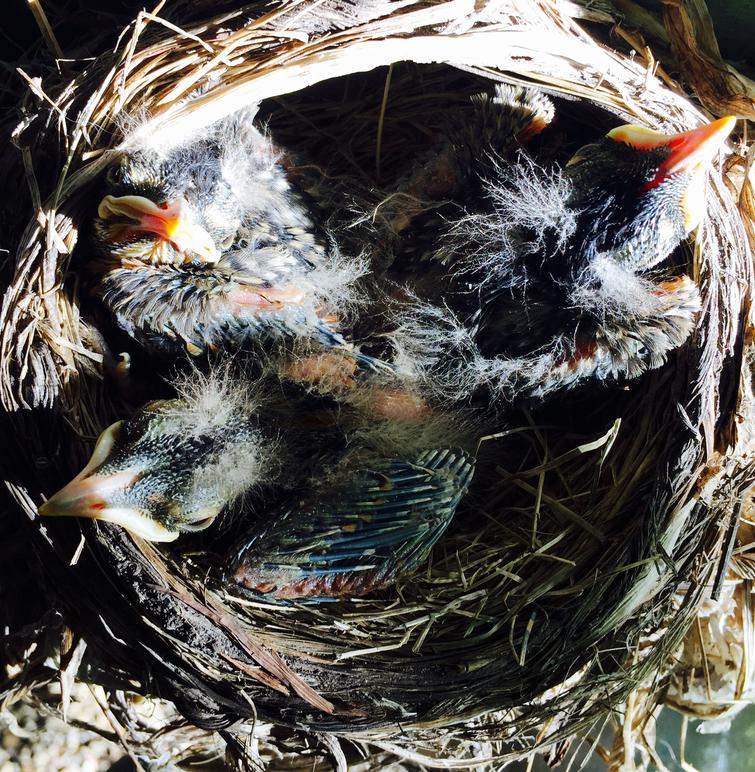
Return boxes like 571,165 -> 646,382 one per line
2,1 -> 754,768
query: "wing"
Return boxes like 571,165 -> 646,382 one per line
96,261 -> 389,373
230,448 -> 475,602
97,263 -> 318,352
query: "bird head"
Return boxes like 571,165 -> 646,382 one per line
94,145 -> 243,268
38,395 -> 266,542
564,115 -> 736,269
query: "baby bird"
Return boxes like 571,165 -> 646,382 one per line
228,377 -> 476,602
386,86 -> 736,402
38,372 -> 268,541
39,371 -> 475,602
356,84 -> 555,272
90,112 -> 370,363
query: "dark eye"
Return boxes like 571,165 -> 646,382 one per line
566,143 -> 600,168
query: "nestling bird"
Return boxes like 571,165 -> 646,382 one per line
384,86 -> 736,401
355,84 -> 555,271
39,370 -> 475,602
38,370 -> 270,541
89,112 -> 373,364
230,363 -> 476,604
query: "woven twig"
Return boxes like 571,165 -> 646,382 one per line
1,1 -> 753,768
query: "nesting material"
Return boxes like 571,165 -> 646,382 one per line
664,488 -> 755,732
2,0 -> 754,769
666,578 -> 754,731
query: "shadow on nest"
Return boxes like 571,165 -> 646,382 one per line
1,1 -> 754,769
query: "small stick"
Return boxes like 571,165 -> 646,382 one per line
26,0 -> 64,59
711,496 -> 742,600
87,684 -> 146,772
375,64 -> 394,180
696,616 -> 712,702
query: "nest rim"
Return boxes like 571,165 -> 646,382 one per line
2,1 -> 754,767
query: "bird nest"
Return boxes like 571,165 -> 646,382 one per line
2,0 -> 755,768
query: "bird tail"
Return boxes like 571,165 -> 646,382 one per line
474,83 -> 556,145
444,84 -> 555,171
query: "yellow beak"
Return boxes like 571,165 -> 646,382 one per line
37,420 -> 180,543
39,472 -> 180,542
98,194 -> 221,264
607,116 -> 736,182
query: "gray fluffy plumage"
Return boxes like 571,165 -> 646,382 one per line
91,110 -> 369,359
381,85 -> 703,402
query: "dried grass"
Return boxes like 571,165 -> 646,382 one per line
1,0 -> 754,769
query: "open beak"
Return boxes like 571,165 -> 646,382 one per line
608,116 -> 736,180
98,194 -> 220,264
658,116 -> 735,176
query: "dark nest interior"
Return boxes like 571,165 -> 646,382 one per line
1,1 -> 754,769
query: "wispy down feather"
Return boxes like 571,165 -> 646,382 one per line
438,156 -> 578,285
387,275 -> 700,403
163,365 -> 280,511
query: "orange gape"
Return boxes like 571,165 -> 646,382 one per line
97,194 -> 220,263
607,117 -> 736,192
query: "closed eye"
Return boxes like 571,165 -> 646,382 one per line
105,165 -> 121,186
